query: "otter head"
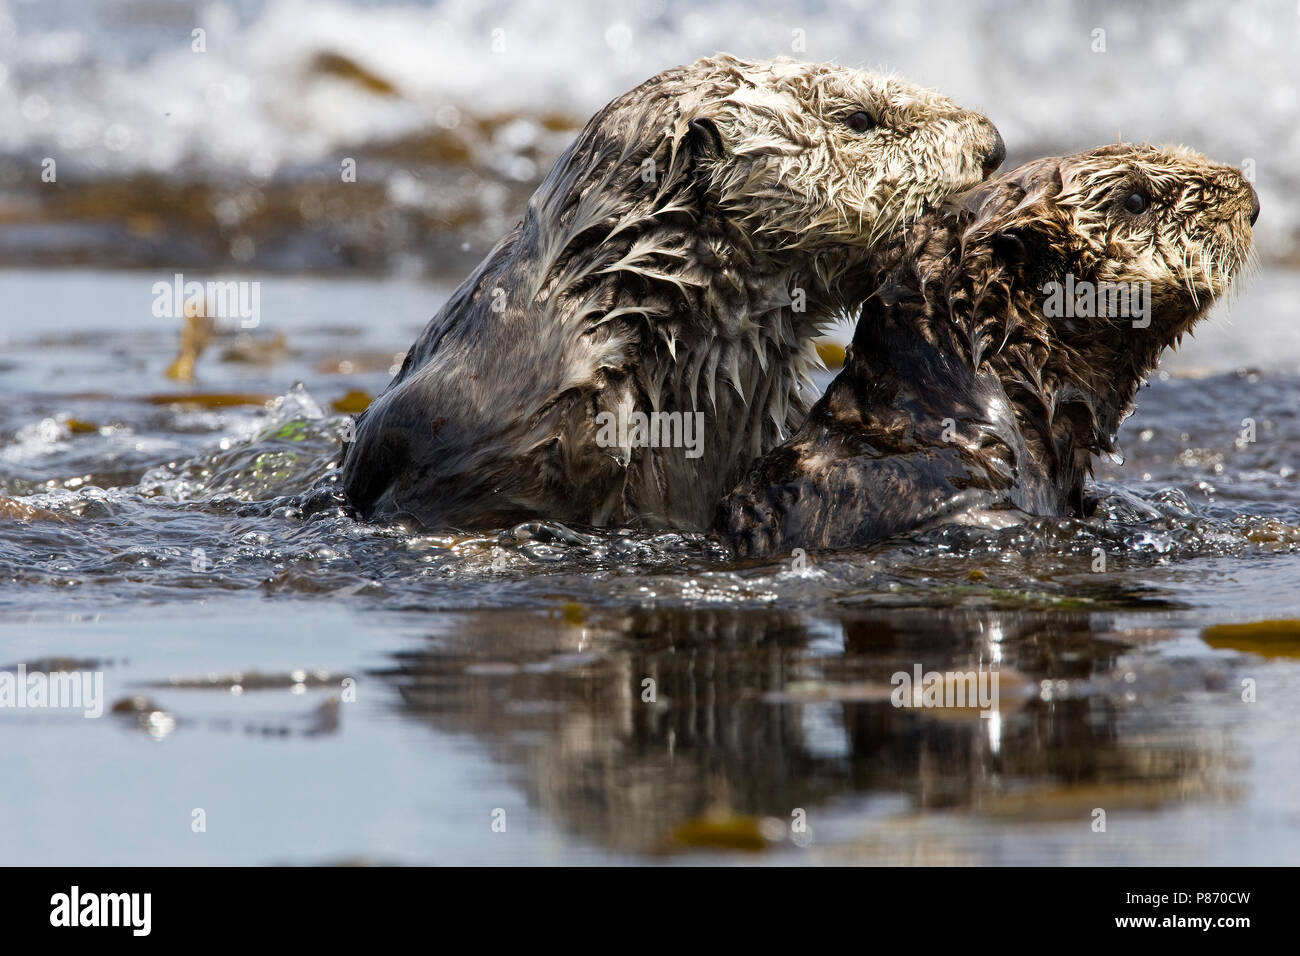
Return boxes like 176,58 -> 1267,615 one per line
955,143 -> 1257,466
681,56 -> 1004,283
546,54 -> 1004,318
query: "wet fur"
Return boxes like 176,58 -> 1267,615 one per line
341,54 -> 1000,529
720,144 -> 1257,557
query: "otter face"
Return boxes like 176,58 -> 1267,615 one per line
1055,144 -> 1256,337
966,144 -> 1257,426
684,56 -> 1004,256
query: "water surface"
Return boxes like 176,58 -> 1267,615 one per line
1,267 -> 1297,865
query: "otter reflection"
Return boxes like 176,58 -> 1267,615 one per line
371,606 -> 1237,855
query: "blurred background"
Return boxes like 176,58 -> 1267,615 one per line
0,0 -> 1295,280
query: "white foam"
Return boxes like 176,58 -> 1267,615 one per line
0,0 -> 1292,249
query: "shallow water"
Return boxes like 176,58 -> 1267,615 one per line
1,266 -> 1298,865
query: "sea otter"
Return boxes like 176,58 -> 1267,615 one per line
719,143 -> 1258,557
342,54 -> 1003,529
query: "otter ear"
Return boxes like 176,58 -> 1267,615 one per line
991,230 -> 1027,265
992,220 -> 1060,268
990,221 -> 1066,290
686,116 -> 726,160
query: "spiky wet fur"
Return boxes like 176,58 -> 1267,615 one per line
341,54 -> 1001,529
720,144 -> 1258,557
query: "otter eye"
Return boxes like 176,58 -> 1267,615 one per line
844,111 -> 876,133
1124,191 -> 1150,215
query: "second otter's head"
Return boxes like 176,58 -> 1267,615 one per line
952,144 -> 1257,452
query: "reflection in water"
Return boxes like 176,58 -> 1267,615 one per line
373,606 -> 1242,858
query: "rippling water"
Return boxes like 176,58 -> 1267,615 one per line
1,266 -> 1297,864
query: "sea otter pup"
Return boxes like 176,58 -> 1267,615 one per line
719,144 -> 1258,557
342,54 -> 1003,529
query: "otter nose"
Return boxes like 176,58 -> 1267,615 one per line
982,128 -> 1006,175
1249,184 -> 1260,225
